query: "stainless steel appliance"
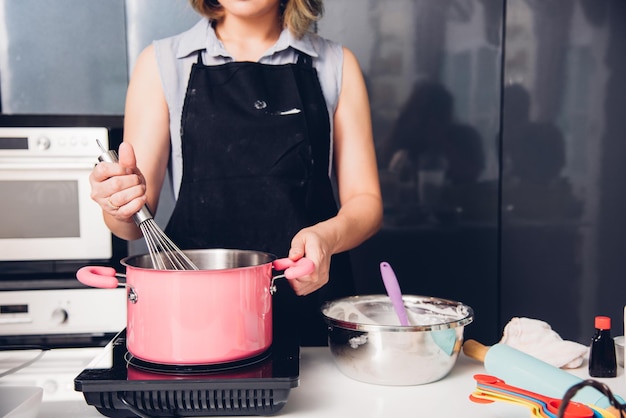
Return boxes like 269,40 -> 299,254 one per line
0,115 -> 127,347
0,0 -> 200,348
0,127 -> 111,262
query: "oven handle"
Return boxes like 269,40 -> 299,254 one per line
76,266 -> 126,289
0,160 -> 95,170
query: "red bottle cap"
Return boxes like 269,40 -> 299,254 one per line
595,316 -> 611,330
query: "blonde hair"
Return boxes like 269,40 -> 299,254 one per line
189,0 -> 324,39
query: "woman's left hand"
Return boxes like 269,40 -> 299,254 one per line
286,227 -> 332,296
284,46 -> 385,296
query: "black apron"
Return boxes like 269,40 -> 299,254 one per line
165,51 -> 355,346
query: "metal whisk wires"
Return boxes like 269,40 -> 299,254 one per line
132,204 -> 199,270
96,140 -> 199,271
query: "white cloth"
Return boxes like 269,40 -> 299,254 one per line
500,317 -> 589,369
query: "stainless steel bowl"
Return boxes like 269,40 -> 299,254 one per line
321,295 -> 474,386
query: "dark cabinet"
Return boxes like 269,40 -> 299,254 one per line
321,0 -> 626,344
500,0 -> 626,344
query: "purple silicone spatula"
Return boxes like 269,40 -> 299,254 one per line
380,261 -> 410,326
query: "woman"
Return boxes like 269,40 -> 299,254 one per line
89,0 -> 382,345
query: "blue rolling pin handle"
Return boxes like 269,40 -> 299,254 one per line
485,343 -> 624,409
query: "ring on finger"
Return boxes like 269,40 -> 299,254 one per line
107,197 -> 120,210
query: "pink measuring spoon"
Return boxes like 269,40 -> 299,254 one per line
380,262 -> 410,326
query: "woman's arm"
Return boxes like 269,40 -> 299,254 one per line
89,45 -> 171,240
288,46 -> 383,295
320,46 -> 383,252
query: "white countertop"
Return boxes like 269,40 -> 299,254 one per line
1,345 -> 624,418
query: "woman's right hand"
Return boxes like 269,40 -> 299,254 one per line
89,142 -> 148,223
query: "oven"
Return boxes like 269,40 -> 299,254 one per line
0,115 -> 127,347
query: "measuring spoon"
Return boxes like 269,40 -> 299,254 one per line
471,388 -> 553,417
473,374 -> 598,418
471,386 -> 610,418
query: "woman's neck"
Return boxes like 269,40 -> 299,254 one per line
215,15 -> 282,62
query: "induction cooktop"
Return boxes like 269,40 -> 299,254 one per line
74,329 -> 299,417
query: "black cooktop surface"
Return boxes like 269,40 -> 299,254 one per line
74,329 -> 299,418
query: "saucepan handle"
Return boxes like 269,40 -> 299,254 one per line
76,266 -> 125,289
273,257 -> 315,279
270,258 -> 315,294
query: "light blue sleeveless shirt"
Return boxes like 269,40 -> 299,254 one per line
153,18 -> 343,198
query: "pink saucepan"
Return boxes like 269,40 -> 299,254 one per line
76,248 -> 314,365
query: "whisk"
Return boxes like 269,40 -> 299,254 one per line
96,140 -> 199,271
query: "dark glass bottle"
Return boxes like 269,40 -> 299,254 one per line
588,316 -> 617,378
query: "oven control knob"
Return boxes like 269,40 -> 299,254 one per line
35,136 -> 51,151
51,308 -> 69,324
42,379 -> 58,395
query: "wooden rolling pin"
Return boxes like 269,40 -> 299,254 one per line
463,339 -> 623,417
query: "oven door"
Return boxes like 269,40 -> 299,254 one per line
0,154 -> 111,262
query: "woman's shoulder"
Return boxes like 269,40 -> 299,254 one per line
293,32 -> 344,116
151,19 -> 211,111
301,31 -> 343,63
300,31 -> 343,79
154,18 -> 210,60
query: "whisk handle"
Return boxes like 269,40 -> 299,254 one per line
96,141 -> 155,226
96,142 -> 119,164
133,205 -> 154,225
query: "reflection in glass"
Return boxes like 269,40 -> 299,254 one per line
319,0 -> 502,343
0,180 -> 79,238
0,0 -> 128,114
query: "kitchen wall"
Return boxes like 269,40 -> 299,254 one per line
0,0 -> 127,114
0,0 -> 199,114
0,0 -> 200,253
2,0 -> 626,345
